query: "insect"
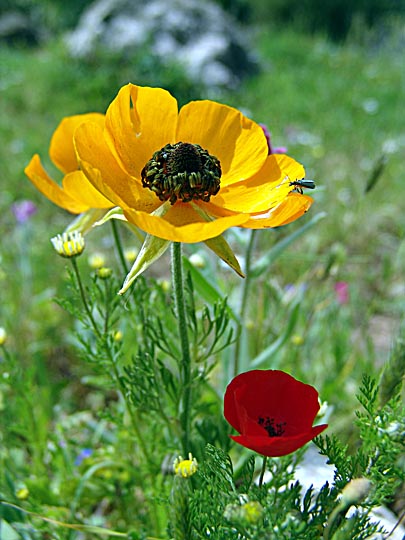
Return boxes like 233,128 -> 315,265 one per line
289,179 -> 316,194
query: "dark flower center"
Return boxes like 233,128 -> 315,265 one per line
141,142 -> 221,205
258,416 -> 286,437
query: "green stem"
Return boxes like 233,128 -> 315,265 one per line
258,455 -> 268,487
233,229 -> 257,376
171,242 -> 192,455
110,219 -> 129,274
70,257 -> 101,339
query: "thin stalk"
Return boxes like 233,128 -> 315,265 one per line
110,219 -> 129,274
108,347 -> 152,467
258,456 -> 268,487
233,229 -> 257,376
171,242 -> 193,455
70,257 -> 101,339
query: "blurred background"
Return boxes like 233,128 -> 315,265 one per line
1,0 -> 404,440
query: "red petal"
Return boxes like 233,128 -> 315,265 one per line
224,370 -> 321,436
231,424 -> 328,457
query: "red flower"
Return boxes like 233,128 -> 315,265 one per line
224,370 -> 328,457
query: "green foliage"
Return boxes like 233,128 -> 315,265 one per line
246,0 -> 405,40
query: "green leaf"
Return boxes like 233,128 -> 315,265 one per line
0,502 -> 128,537
0,520 -> 20,540
251,211 -> 326,278
250,302 -> 300,368
182,258 -> 239,322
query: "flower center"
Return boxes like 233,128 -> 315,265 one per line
141,142 -> 221,205
258,416 -> 286,437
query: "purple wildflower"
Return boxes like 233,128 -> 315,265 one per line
259,123 -> 287,155
334,281 -> 349,304
12,200 -> 37,224
74,448 -> 93,466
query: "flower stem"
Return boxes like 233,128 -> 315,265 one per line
110,219 -> 129,274
70,257 -> 101,339
171,242 -> 192,455
233,229 -> 257,376
258,455 -> 268,487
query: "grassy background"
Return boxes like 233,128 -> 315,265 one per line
1,8 -> 404,463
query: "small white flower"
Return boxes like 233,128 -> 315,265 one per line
51,231 -> 85,258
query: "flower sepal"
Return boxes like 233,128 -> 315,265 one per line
118,233 -> 170,295
65,208 -> 109,235
93,206 -> 128,227
204,235 -> 244,278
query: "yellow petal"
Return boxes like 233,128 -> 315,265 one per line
75,121 -> 160,213
24,154 -> 88,214
122,203 -> 250,243
49,113 -> 105,174
241,194 -> 313,229
177,100 -> 268,187
62,171 -> 113,209
104,84 -> 178,178
212,154 -> 306,213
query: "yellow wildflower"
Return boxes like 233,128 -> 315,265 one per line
25,113 -> 112,214
173,453 -> 198,478
74,84 -> 313,244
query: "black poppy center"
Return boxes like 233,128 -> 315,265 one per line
141,142 -> 221,205
258,416 -> 286,437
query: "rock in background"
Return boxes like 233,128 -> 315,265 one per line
65,0 -> 259,90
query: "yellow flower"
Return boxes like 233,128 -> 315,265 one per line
173,453 -> 198,478
16,487 -> 29,500
24,113 -> 113,214
74,84 -> 313,244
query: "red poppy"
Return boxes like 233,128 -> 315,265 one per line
224,370 -> 328,457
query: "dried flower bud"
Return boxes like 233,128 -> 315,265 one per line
341,478 -> 372,506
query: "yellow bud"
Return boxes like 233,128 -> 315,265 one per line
291,334 -> 304,346
16,487 -> 29,500
88,252 -> 106,269
173,453 -> 198,478
97,267 -> 113,279
242,501 -> 263,524
124,248 -> 139,264
159,279 -> 171,293
245,319 -> 255,330
113,330 -> 123,341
